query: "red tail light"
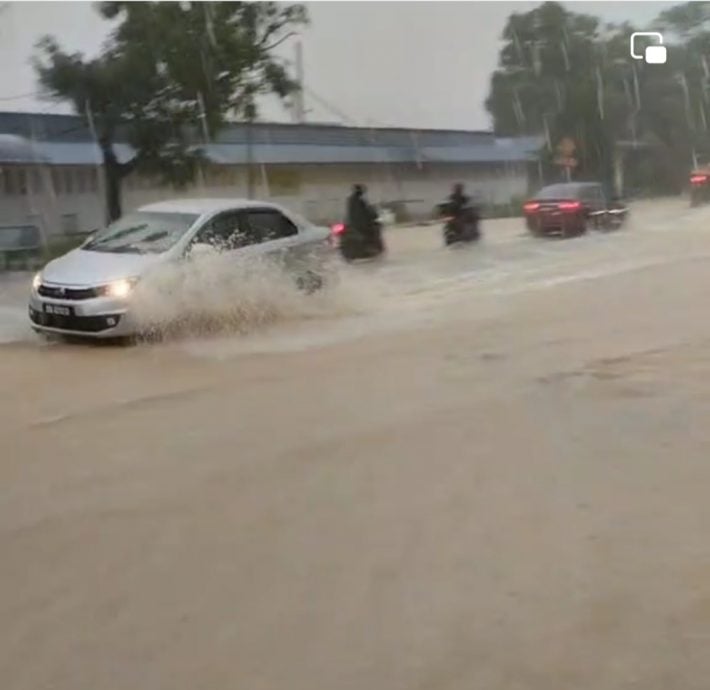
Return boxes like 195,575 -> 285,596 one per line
558,200 -> 582,211
523,201 -> 540,213
331,223 -> 345,236
691,174 -> 708,185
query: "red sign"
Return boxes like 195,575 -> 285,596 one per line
557,138 -> 576,157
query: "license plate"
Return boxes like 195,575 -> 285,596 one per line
44,304 -> 72,316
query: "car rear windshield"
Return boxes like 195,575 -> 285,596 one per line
83,212 -> 199,254
535,184 -> 582,200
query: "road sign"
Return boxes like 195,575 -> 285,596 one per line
554,156 -> 578,167
556,138 -> 576,158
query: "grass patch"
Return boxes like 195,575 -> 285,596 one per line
0,234 -> 86,272
481,197 -> 524,219
44,234 -> 85,261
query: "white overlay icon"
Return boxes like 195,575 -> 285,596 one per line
630,32 -> 667,64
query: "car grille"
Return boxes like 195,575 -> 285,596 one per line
38,284 -> 101,300
29,308 -> 122,333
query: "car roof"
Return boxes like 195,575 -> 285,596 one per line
534,182 -> 603,197
137,198 -> 282,216
539,182 -> 601,191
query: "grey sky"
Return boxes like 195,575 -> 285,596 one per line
0,1 -> 681,130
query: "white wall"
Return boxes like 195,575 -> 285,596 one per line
0,161 -> 529,237
0,164 -> 105,244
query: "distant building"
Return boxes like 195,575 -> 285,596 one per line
0,111 -> 540,234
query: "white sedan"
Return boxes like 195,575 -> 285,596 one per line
29,198 -> 332,338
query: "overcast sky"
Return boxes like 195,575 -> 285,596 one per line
0,1 -> 681,130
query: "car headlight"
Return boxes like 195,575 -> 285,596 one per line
103,278 -> 137,299
32,272 -> 42,291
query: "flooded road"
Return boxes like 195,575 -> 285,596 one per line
3,197 -> 710,690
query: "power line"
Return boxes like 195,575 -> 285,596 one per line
302,86 -> 357,126
0,91 -> 41,102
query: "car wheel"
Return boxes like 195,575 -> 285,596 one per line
563,220 -> 585,238
296,270 -> 324,294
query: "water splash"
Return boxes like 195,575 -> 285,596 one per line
129,252 -> 381,341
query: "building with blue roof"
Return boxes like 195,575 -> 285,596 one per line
0,111 -> 541,235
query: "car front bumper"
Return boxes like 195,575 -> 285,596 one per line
28,291 -> 136,338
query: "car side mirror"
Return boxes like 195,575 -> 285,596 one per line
81,230 -> 98,245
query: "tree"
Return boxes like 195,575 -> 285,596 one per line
653,1 -> 710,40
486,1 -> 710,194
485,2 -> 614,185
34,1 -> 307,222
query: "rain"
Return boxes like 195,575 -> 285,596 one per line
4,4 -> 710,690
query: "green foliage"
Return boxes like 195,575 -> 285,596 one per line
486,1 -> 710,194
34,1 -> 307,218
653,1 -> 710,40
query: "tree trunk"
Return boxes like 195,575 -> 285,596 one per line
246,117 -> 254,199
613,146 -> 624,197
99,138 -> 123,224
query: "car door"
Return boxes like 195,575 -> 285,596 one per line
583,186 -> 606,223
189,210 -> 262,253
239,207 -> 310,269
592,185 -> 607,213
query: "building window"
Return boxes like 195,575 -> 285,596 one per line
268,168 -> 301,195
61,213 -> 79,234
88,168 -> 98,192
30,168 -> 42,195
64,168 -> 74,194
16,169 -> 27,195
75,168 -> 86,194
51,169 -> 62,195
0,168 -> 10,195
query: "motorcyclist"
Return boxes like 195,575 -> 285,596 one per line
445,183 -> 479,239
447,183 -> 470,219
345,184 -> 382,252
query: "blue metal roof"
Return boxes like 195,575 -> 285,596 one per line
0,111 -> 541,166
0,134 -> 47,164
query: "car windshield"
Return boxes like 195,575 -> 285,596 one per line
82,212 -> 199,254
535,184 -> 581,200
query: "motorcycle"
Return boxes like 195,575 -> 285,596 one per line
438,202 -> 481,246
331,218 -> 386,262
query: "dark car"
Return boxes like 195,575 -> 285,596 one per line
690,169 -> 710,207
523,182 -> 628,238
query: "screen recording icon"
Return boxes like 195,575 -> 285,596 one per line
630,32 -> 667,64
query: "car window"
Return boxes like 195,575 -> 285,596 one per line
536,184 -> 578,199
83,212 -> 199,254
590,187 -> 605,206
243,209 -> 298,241
193,211 -> 260,250
579,186 -> 597,202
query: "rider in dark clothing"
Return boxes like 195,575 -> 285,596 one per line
449,183 -> 480,231
447,183 -> 470,219
346,184 -> 380,246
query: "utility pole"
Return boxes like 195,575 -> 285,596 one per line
246,114 -> 254,199
293,41 -> 305,124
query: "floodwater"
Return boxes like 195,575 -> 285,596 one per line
3,197 -> 710,689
